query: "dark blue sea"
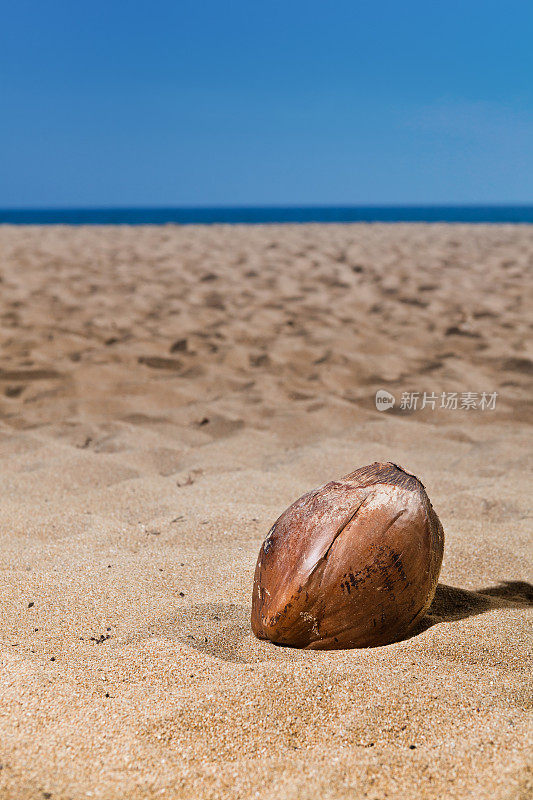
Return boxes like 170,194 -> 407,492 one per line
1,206 -> 532,225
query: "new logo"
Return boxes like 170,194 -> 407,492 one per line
375,389 -> 395,411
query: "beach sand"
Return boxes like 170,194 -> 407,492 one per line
0,223 -> 531,799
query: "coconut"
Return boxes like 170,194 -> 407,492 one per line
251,462 -> 444,649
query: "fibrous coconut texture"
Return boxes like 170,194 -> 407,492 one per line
251,462 -> 444,649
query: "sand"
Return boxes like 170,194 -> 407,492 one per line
0,223 -> 531,800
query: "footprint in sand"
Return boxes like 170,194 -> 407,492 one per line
0,368 -> 62,381
138,356 -> 184,370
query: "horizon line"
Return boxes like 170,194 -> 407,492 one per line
1,202 -> 533,212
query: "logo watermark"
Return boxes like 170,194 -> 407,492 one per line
375,390 -> 498,412
375,389 -> 396,411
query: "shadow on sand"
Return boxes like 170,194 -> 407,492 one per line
414,580 -> 533,635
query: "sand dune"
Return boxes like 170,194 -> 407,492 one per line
0,223 -> 531,799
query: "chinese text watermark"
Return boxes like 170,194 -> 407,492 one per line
375,389 -> 498,412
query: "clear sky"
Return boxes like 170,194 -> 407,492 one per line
1,0 -> 532,207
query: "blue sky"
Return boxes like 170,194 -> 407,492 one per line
1,0 -> 532,207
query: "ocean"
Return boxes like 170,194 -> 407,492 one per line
0,205 -> 532,225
